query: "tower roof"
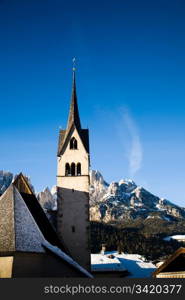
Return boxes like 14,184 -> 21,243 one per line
66,70 -> 81,130
57,67 -> 89,156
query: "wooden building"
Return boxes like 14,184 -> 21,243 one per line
153,247 -> 185,278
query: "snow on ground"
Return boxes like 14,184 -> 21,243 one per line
134,203 -> 143,207
156,204 -> 165,211
164,235 -> 185,242
91,251 -> 156,278
146,215 -> 161,219
163,216 -> 171,221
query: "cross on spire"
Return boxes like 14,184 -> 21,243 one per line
66,58 -> 81,130
72,57 -> 76,71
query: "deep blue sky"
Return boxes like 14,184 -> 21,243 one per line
0,0 -> 185,206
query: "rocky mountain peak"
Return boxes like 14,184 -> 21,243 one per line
0,170 -> 13,195
1,169 -> 184,224
89,170 -> 185,222
90,170 -> 108,187
37,187 -> 56,211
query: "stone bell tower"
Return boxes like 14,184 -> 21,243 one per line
57,66 -> 90,271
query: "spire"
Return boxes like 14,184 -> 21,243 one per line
66,58 -> 81,130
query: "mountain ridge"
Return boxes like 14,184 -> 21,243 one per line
89,170 -> 185,222
1,169 -> 184,223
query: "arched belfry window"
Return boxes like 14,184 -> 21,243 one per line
65,163 -> 71,176
77,163 -> 81,176
71,162 -> 76,176
70,137 -> 77,150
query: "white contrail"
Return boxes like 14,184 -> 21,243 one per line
122,109 -> 143,177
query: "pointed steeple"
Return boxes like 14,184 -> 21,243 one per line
57,61 -> 89,156
66,63 -> 81,130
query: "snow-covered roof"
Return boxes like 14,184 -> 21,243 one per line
0,184 -> 46,253
91,251 -> 156,277
91,253 -> 126,272
164,235 -> 185,242
116,253 -> 156,278
0,174 -> 92,278
43,240 -> 93,278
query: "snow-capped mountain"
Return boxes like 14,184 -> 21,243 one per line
0,170 -> 13,195
89,170 -> 185,222
89,170 -> 109,205
37,170 -> 185,222
37,186 -> 57,228
37,187 -> 57,211
1,169 -> 184,223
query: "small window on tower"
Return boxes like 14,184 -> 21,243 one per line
74,139 -> 77,149
72,226 -> 75,233
70,137 -> 78,149
65,163 -> 71,176
77,163 -> 81,176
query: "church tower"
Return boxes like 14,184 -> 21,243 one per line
57,67 -> 90,271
